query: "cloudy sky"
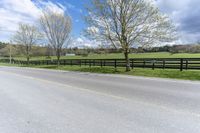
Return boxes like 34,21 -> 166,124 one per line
0,0 -> 199,46
156,0 -> 200,44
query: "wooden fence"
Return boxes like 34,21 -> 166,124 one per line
1,58 -> 200,71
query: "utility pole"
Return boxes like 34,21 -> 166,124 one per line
9,40 -> 12,64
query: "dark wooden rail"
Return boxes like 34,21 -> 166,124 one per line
1,58 -> 200,71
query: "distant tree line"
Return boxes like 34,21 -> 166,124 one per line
67,44 -> 200,55
140,44 -> 200,54
1,43 -> 200,58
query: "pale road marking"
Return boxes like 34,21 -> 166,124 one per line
2,65 -> 200,85
0,70 -> 200,118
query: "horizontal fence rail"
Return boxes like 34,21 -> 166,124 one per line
1,58 -> 200,71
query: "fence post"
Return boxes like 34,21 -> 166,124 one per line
152,61 -> 155,70
131,59 -> 134,69
163,60 -> 165,69
64,60 -> 66,65
70,60 -> 72,66
114,59 -> 117,69
180,58 -> 183,71
101,60 -> 103,68
143,60 -> 146,68
80,60 -> 82,67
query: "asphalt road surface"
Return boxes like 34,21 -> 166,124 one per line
0,66 -> 200,133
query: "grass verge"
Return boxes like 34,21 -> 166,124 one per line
1,63 -> 200,81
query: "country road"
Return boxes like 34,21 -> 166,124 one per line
0,66 -> 200,133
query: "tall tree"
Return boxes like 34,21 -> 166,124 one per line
39,10 -> 72,66
85,0 -> 177,71
13,23 -> 42,65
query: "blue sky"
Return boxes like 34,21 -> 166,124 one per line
34,0 -> 89,38
0,0 -> 200,46
44,0 -> 89,37
0,0 -> 91,44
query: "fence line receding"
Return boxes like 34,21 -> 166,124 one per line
1,58 -> 200,71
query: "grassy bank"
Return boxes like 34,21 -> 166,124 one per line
1,63 -> 200,81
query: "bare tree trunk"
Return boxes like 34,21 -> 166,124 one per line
26,49 -> 30,66
56,50 -> 61,66
40,11 -> 72,65
124,50 -> 130,72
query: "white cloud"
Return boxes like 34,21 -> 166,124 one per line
156,0 -> 190,13
1,0 -> 199,45
36,1 -> 65,14
156,0 -> 200,44
0,0 -> 65,41
71,36 -> 100,48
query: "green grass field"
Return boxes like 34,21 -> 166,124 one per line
9,52 -> 200,61
1,52 -> 200,81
